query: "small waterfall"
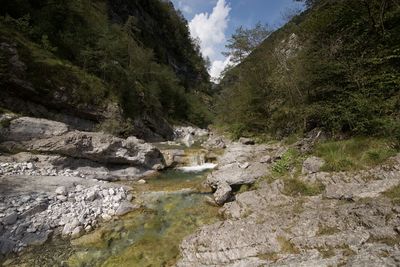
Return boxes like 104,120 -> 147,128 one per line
189,153 -> 206,166
178,150 -> 216,172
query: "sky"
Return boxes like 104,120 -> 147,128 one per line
170,0 -> 304,80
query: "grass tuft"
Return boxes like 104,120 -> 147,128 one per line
383,185 -> 400,204
277,236 -> 299,254
315,138 -> 397,172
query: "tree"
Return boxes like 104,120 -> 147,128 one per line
223,22 -> 272,64
294,0 -> 319,8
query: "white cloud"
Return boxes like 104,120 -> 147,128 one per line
210,56 -> 232,82
178,1 -> 193,14
189,0 -> 231,80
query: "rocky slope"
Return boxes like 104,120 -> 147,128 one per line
178,141 -> 400,266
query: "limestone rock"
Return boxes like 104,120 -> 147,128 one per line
214,182 -> 232,205
206,143 -> 272,188
0,119 -> 165,169
85,190 -> 98,201
239,137 -> 255,145
0,117 -> 69,142
22,232 -> 50,246
202,136 -> 226,149
2,212 -> 18,225
302,156 -> 325,174
260,155 -> 272,164
55,186 -> 67,196
182,134 -> 195,147
160,149 -> 186,167
115,201 -> 138,216
71,226 -> 84,239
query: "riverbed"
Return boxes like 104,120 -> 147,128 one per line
4,166 -> 219,267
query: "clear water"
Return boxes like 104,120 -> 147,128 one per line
68,169 -> 219,267
6,169 -> 219,267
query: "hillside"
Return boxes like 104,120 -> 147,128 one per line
217,0 -> 400,143
0,0 -> 212,141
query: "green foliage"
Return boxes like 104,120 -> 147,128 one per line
383,185 -> 400,204
217,0 -> 400,140
40,34 -> 57,52
272,148 -> 302,175
223,22 -> 272,64
315,138 -> 397,171
0,0 -> 211,130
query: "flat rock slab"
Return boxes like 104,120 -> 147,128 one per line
206,143 -> 280,189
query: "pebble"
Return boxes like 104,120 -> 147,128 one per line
0,183 -> 130,254
0,161 -> 85,178
2,212 -> 18,225
71,226 -> 84,239
55,186 -> 67,196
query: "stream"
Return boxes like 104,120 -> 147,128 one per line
6,145 -> 220,267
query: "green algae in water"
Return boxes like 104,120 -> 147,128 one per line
68,170 -> 219,267
136,169 -> 211,192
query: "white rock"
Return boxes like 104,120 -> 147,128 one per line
182,134 -> 195,147
238,162 -> 250,169
302,156 -> 326,174
85,190 -> 97,202
260,155 -> 272,164
71,226 -> 84,239
101,214 -> 112,222
55,186 -> 67,196
56,195 -> 67,202
109,188 -> 115,196
85,225 -> 92,232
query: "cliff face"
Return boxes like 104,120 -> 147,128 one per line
0,0 -> 211,141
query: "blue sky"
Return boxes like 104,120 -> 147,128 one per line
170,0 -> 304,79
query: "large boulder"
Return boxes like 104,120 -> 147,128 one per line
0,117 -> 69,142
0,117 -> 165,169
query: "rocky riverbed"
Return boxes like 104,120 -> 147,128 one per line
2,114 -> 400,267
0,115 -> 167,261
0,169 -> 139,256
177,141 -> 400,267
0,115 -> 222,264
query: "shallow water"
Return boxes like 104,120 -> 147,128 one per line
68,169 -> 219,267
3,138 -> 221,267
6,169 -> 219,267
